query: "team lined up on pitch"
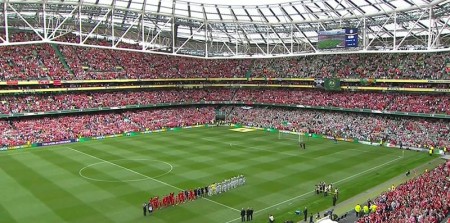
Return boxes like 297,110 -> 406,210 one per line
144,175 -> 246,214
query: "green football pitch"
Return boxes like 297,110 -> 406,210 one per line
0,126 -> 435,223
318,39 -> 344,49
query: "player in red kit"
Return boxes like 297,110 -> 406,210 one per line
151,196 -> 159,210
169,192 -> 175,206
188,189 -> 195,200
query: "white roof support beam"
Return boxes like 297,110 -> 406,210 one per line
292,24 -> 317,52
174,22 -> 204,53
268,25 -> 290,53
7,2 -> 44,40
114,14 -> 142,47
42,0 -> 48,40
238,23 -> 266,55
431,15 -> 450,47
81,8 -> 111,44
111,0 -> 116,47
3,0 -> 10,43
48,6 -> 79,39
78,0 -> 82,44
366,13 -> 394,49
143,16 -> 172,50
140,0 -> 147,50
1,0 -> 450,58
396,10 -> 426,49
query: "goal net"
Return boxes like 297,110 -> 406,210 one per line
278,130 -> 305,143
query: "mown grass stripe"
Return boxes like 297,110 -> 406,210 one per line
1,153 -> 115,222
0,126 -> 436,223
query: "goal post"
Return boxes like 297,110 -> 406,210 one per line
278,130 -> 305,143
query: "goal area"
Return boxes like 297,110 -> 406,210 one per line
278,130 -> 306,143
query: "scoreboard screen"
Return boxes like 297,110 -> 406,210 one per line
318,28 -> 358,49
345,28 -> 358,47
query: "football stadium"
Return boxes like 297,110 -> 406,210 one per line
0,0 -> 449,222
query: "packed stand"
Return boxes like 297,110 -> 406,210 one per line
0,104 -> 448,149
0,107 -> 214,147
0,89 -> 448,115
0,32 -> 67,80
224,107 -> 450,148
58,36 -> 126,80
232,89 -> 450,115
1,32 -> 450,80
356,160 -> 450,223
57,35 -> 251,79
250,53 -> 450,79
0,89 -> 234,114
56,38 -> 450,79
124,107 -> 215,129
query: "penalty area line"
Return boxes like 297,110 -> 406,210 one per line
224,155 -> 403,223
65,147 -> 240,213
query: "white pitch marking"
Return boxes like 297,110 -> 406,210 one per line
78,158 -> 173,183
66,147 -> 240,212
224,155 -> 403,223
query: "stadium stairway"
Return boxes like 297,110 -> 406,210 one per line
51,43 -> 74,75
245,58 -> 255,80
336,210 -> 358,223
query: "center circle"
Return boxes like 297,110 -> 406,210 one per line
79,159 -> 173,183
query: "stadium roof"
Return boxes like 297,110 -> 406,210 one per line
87,0 -> 440,23
1,0 -> 450,57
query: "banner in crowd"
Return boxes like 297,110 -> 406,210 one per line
359,141 -> 381,146
264,127 -> 278,132
324,78 -> 341,91
360,78 -> 376,85
40,139 -> 75,147
123,132 -> 139,136
78,137 -> 91,142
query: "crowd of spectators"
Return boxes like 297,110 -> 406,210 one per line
0,107 -> 214,147
0,89 -> 234,114
224,107 -> 450,148
0,104 -> 448,148
233,89 -> 450,114
357,160 -> 450,223
251,53 -> 450,79
0,32 -> 449,80
0,33 -> 66,80
58,35 -> 251,79
0,89 -> 448,115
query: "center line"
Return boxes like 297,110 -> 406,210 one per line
66,147 -> 240,212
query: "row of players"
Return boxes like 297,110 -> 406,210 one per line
143,175 -> 246,215
212,175 -> 246,195
315,182 -> 339,198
